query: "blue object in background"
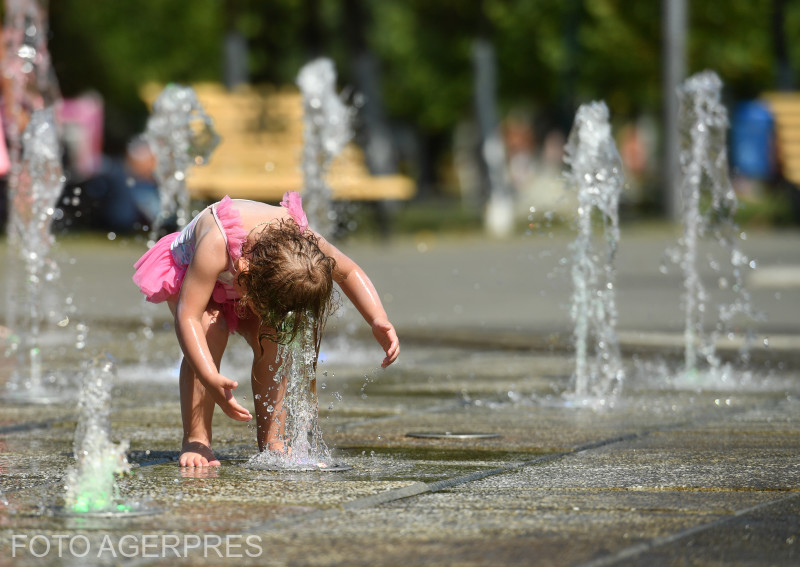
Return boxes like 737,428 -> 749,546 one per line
731,100 -> 774,180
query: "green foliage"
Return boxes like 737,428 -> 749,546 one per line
30,0 -> 800,161
690,0 -> 774,97
576,0 -> 661,115
50,0 -> 223,100
47,0 -> 224,150
368,1 -> 478,134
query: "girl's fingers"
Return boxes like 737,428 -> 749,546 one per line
223,399 -> 252,421
215,385 -> 252,421
381,342 -> 399,367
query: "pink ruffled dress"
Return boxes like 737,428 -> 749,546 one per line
132,191 -> 309,333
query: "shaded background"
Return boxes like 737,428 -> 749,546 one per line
5,0 -> 800,234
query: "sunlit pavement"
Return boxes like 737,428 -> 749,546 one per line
1,226 -> 800,566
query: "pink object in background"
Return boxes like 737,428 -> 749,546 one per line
0,112 -> 9,176
57,93 -> 104,179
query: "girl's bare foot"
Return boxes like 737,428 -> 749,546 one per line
267,441 -> 291,456
179,441 -> 221,467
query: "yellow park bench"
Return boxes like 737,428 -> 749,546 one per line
761,92 -> 800,186
139,82 -> 415,204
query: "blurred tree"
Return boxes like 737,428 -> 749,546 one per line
18,0 -> 799,200
48,0 -> 223,153
368,1 -> 477,135
691,0 -> 774,99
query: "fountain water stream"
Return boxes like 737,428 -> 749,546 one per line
143,84 -> 219,240
63,355 -> 136,515
563,101 -> 625,403
675,71 -> 758,378
2,0 -> 61,229
296,58 -> 353,239
2,0 -> 66,401
245,318 -> 336,471
4,107 -> 66,401
243,59 -> 354,470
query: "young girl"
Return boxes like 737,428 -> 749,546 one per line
133,192 -> 399,467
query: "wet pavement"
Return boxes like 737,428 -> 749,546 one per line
1,225 -> 800,566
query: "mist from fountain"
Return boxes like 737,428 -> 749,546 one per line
562,101 -> 625,404
296,58 -> 353,239
143,84 -> 219,241
674,70 -> 758,380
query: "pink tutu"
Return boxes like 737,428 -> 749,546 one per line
280,191 -> 309,233
132,231 -> 182,304
132,192 -> 306,333
132,196 -> 247,331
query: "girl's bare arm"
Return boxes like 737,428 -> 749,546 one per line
318,236 -> 399,368
175,228 -> 252,421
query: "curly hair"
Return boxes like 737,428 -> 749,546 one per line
235,219 -> 337,347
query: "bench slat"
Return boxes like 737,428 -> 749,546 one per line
141,82 -> 415,203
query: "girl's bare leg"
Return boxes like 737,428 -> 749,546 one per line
238,314 -> 286,453
252,342 -> 287,452
169,300 -> 229,466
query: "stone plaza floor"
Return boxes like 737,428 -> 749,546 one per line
1,225 -> 800,566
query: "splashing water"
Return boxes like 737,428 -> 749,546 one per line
64,355 -> 132,514
296,58 -> 353,238
143,84 -> 219,238
675,71 -> 758,377
2,0 -> 61,222
563,101 -> 625,402
5,108 -> 65,400
2,0 -> 61,395
245,317 -> 332,470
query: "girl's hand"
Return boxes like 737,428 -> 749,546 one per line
205,374 -> 253,421
372,319 -> 399,368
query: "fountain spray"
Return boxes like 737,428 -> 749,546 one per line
676,71 -> 757,375
563,101 -> 625,401
143,84 -> 219,239
2,0 -> 61,387
2,0 -> 61,237
5,108 -> 65,400
64,355 -> 132,515
245,60 -> 352,470
246,317 -> 333,470
296,58 -> 353,239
